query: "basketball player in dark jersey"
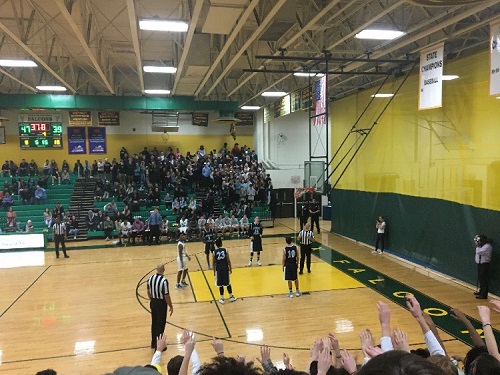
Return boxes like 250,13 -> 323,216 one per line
202,222 -> 216,269
283,237 -> 301,297
213,238 -> 237,304
248,216 -> 263,267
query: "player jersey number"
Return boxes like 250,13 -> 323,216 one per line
287,249 -> 296,258
216,251 -> 226,260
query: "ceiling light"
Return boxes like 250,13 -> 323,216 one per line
496,97 -> 500,99
355,29 -> 405,40
139,19 -> 188,32
262,91 -> 287,97
36,85 -> 67,91
240,106 -> 260,110
442,75 -> 459,81
143,66 -> 177,74
371,93 -> 394,98
294,72 -> 325,77
145,89 -> 171,95
0,59 -> 37,67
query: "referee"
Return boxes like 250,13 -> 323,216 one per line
147,264 -> 173,349
297,223 -> 314,274
52,216 -> 69,258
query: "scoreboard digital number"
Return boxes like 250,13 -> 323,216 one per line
19,123 -> 63,149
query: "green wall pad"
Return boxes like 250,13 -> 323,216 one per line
331,188 -> 500,296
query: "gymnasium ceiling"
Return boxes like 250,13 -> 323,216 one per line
0,0 -> 498,107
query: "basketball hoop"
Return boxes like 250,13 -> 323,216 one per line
294,187 -> 315,199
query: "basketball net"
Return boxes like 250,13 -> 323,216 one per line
294,187 -> 315,199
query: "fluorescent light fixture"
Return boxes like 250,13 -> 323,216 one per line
261,91 -> 287,97
143,66 -> 177,73
144,89 -> 171,95
497,97 -> 500,99
294,72 -> 324,77
0,59 -> 37,67
139,19 -> 188,32
371,93 -> 394,98
442,75 -> 459,81
36,85 -> 67,91
355,29 -> 405,40
240,106 -> 260,110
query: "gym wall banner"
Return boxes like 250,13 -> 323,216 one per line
419,43 -> 444,110
490,19 -> 500,96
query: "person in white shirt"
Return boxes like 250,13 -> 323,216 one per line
197,216 -> 207,237
214,214 -> 224,236
229,215 -> 239,237
222,215 -> 231,236
178,215 -> 189,238
176,234 -> 191,289
206,215 -> 215,228
239,215 -> 249,237
160,217 -> 171,240
120,219 -> 132,245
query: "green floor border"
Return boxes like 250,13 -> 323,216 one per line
312,242 -> 500,347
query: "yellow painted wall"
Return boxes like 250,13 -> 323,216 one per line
330,50 -> 500,210
1,134 -> 253,165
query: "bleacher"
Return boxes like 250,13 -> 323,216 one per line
0,176 -> 76,237
1,177 -> 273,241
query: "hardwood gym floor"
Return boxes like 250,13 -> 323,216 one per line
0,218 -> 494,374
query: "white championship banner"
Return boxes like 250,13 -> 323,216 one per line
0,233 -> 45,250
419,43 -> 444,110
490,20 -> 500,96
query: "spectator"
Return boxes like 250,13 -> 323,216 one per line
131,217 -> 146,245
6,207 -> 19,230
164,193 -> 172,209
104,200 -> 118,221
85,210 -> 96,231
239,215 -> 249,237
29,159 -> 38,176
20,186 -> 34,204
73,159 -> 84,177
1,160 -> 9,177
68,215 -> 79,240
61,169 -> 71,184
103,215 -> 115,240
19,158 -> 29,176
120,218 -> 132,245
43,208 -> 53,227
94,210 -> 105,230
52,202 -> 64,220
34,185 -> 47,205
24,219 -> 35,232
2,192 -> 14,210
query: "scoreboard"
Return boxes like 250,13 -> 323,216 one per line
19,123 -> 63,149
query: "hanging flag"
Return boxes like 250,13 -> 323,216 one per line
313,75 -> 327,126
419,42 -> 444,110
490,20 -> 500,96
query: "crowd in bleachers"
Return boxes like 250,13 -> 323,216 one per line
1,143 -> 273,241
84,143 -> 273,244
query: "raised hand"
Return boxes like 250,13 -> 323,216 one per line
392,328 -> 410,352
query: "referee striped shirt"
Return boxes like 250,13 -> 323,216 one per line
53,222 -> 66,236
298,230 -> 314,245
147,273 -> 169,300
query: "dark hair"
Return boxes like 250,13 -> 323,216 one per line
36,371 -> 57,375
410,348 -> 430,358
197,356 -> 263,375
471,352 -> 500,375
286,236 -> 292,244
167,355 -> 184,375
215,238 -> 223,247
464,346 -> 488,374
356,351 -> 446,375
277,370 -> 310,375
